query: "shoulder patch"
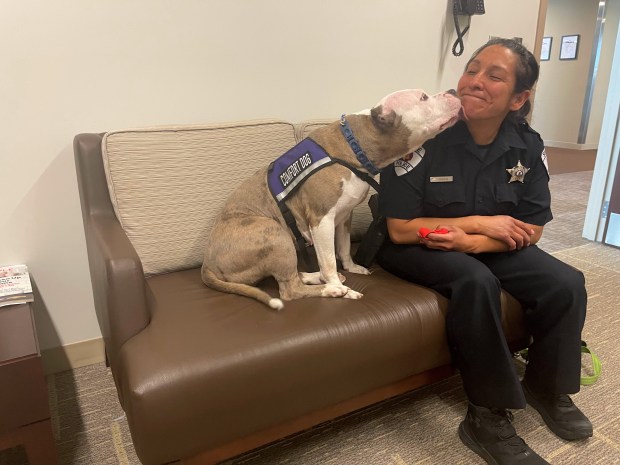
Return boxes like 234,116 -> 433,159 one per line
394,147 -> 425,176
541,148 -> 550,175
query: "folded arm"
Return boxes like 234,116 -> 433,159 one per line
387,215 -> 544,253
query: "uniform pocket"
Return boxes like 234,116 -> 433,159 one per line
424,182 -> 466,217
494,183 -> 521,215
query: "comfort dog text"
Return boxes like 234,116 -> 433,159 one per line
279,153 -> 312,187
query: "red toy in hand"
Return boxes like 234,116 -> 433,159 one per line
418,227 -> 449,238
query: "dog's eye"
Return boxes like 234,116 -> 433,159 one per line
420,94 -> 429,101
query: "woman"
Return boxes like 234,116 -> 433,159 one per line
378,38 -> 592,465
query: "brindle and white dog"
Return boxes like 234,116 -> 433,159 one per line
202,89 -> 461,309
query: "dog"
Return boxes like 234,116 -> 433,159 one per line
202,89 -> 462,310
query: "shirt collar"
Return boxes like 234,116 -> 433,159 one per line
442,119 -> 528,152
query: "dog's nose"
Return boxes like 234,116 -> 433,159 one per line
446,89 -> 457,96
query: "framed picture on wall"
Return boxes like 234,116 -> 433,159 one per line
540,37 -> 552,61
559,34 -> 580,60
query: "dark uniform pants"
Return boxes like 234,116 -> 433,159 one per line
378,244 -> 587,409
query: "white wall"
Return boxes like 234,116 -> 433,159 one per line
0,1 -> 541,364
531,0 -> 619,148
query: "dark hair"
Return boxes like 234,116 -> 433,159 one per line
466,38 -> 540,122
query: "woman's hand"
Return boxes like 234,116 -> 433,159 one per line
474,215 -> 536,250
418,225 -> 473,252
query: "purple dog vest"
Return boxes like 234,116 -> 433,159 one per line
268,138 -> 333,203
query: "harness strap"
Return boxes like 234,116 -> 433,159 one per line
267,128 -> 381,265
274,158 -> 380,266
332,159 -> 381,192
279,202 -> 309,260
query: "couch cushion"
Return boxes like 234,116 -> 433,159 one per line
102,121 -> 297,276
116,267 -> 528,464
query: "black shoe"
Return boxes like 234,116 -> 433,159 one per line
522,379 -> 593,441
459,403 -> 550,465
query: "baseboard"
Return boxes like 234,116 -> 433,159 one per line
544,140 -> 598,150
41,337 -> 105,375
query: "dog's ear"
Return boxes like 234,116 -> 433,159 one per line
371,105 -> 401,131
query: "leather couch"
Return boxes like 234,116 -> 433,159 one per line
73,119 -> 529,465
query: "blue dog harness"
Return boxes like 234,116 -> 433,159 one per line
267,117 -> 381,254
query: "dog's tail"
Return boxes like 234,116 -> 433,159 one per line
201,266 -> 284,311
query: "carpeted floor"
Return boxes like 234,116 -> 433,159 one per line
3,168 -> 619,465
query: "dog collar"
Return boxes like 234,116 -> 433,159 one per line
339,115 -> 380,176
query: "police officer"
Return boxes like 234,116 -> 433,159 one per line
378,38 -> 592,465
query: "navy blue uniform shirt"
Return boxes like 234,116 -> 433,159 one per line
379,120 -> 553,227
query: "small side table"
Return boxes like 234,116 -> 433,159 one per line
0,303 -> 57,464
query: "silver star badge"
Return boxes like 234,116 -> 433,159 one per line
506,160 -> 530,183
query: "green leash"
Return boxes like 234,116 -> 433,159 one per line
517,341 -> 601,386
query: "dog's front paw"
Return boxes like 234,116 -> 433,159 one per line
345,264 -> 371,275
322,284 -> 349,298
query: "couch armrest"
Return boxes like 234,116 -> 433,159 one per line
73,133 -> 150,372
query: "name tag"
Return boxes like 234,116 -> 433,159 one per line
430,176 -> 454,183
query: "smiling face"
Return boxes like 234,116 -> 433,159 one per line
457,44 -> 530,124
